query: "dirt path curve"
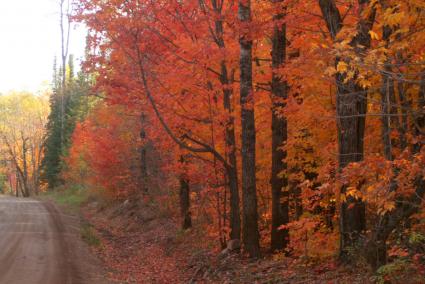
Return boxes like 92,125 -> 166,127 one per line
0,195 -> 111,284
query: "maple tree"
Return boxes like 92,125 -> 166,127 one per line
53,0 -> 425,277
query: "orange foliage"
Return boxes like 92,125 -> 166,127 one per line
68,0 -> 425,268
65,103 -> 140,198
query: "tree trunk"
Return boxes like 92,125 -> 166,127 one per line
15,172 -> 19,197
366,180 -> 425,269
16,170 -> 26,198
221,63 -> 241,242
414,71 -> 425,150
319,0 -> 376,259
201,0 -> 242,242
270,1 -> 289,252
140,113 -> 148,194
397,72 -> 409,150
179,156 -> 192,230
30,143 -> 38,195
335,56 -> 368,260
368,24 -> 397,268
22,137 -> 30,197
216,19 -> 241,242
380,26 -> 396,161
239,0 -> 260,258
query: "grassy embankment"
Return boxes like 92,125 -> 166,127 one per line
41,186 -> 101,247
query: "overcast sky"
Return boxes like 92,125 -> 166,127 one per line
0,0 -> 86,93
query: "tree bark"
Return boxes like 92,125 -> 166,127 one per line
15,172 -> 19,197
208,0 -> 242,241
239,0 -> 260,258
397,82 -> 409,150
179,155 -> 192,230
366,70 -> 425,269
270,0 -> 289,252
221,62 -> 241,242
380,25 -> 397,161
369,22 -> 397,268
60,0 -> 70,149
140,113 -> 148,194
319,0 -> 376,259
22,137 -> 30,197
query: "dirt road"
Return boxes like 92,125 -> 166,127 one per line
0,196 -> 109,284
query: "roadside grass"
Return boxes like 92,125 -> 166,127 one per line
42,185 -> 89,212
81,222 -> 102,247
41,185 -> 103,247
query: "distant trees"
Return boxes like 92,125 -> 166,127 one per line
0,92 -> 49,197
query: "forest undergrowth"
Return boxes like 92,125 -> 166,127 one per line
53,189 -> 375,284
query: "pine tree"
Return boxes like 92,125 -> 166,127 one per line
41,56 -> 92,189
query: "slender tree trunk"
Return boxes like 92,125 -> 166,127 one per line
30,143 -> 37,195
179,155 -> 192,230
270,1 -> 289,252
34,143 -> 44,196
370,24 -> 396,267
397,74 -> 409,150
239,0 -> 260,258
16,169 -> 26,198
140,113 -> 148,194
201,0 -> 242,242
366,70 -> 425,270
414,71 -> 425,152
9,176 -> 13,196
319,0 -> 376,259
59,0 -> 71,151
22,137 -> 30,197
380,27 -> 396,161
15,172 -> 19,197
367,7 -> 404,267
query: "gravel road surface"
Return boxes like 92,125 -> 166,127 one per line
0,196 -> 109,284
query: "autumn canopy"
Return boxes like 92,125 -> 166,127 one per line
21,0 -> 424,279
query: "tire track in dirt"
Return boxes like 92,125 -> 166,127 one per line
0,196 -> 111,284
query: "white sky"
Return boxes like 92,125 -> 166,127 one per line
0,0 -> 86,94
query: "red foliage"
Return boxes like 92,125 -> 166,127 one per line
65,103 -> 140,198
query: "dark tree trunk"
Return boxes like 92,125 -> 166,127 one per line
222,63 -> 241,241
319,0 -> 376,259
22,138 -> 30,197
179,156 -> 192,230
15,172 -> 19,197
199,0 -> 241,241
412,70 -> 425,153
180,177 -> 192,230
366,71 -> 425,270
270,1 -> 289,252
369,24 -> 396,268
215,11 -> 241,242
224,128 -> 241,242
379,23 -> 400,159
366,181 -> 425,270
140,113 -> 148,194
16,170 -> 26,198
335,48 -> 368,261
239,0 -> 260,258
414,71 -> 425,148
380,26 -> 396,161
397,72 -> 409,150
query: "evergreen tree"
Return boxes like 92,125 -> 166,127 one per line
41,55 -> 92,189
